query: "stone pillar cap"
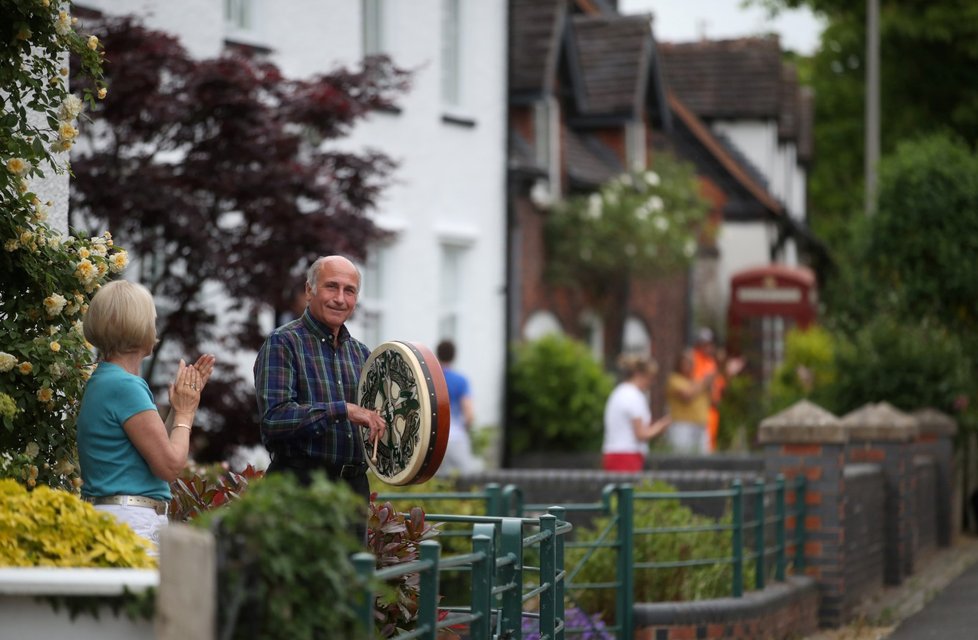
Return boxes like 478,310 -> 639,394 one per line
840,402 -> 918,441
758,399 -> 846,444
912,407 -> 958,437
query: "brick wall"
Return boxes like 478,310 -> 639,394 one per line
633,576 -> 819,640
842,464 -> 885,615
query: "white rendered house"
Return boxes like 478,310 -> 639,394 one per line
75,0 -> 509,432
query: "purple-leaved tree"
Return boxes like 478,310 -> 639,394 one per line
71,16 -> 410,461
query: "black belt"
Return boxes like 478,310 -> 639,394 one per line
272,455 -> 366,479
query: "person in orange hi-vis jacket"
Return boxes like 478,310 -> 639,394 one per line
691,328 -> 744,452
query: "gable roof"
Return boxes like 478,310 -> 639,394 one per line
569,14 -> 652,117
510,0 -> 567,101
658,36 -> 783,120
667,91 -> 783,217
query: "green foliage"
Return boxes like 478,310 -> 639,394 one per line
568,480 -> 753,620
863,134 -> 978,332
168,463 -> 264,522
545,152 -> 709,290
0,478 -> 155,568
366,499 -> 440,638
507,335 -> 614,454
194,473 -> 369,640
0,0 -> 122,491
716,374 -> 764,451
768,326 -> 838,414
830,316 -> 971,417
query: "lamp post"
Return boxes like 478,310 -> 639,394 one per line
865,0 -> 880,216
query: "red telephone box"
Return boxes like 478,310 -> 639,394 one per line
727,264 -> 817,384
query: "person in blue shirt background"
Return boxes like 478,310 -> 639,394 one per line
436,339 -> 483,475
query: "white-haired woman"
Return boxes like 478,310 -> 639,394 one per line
77,280 -> 215,548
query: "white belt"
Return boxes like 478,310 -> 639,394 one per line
84,494 -> 169,516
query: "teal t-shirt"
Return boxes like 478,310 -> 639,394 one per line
77,362 -> 171,500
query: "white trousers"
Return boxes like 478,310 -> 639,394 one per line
667,421 -> 708,454
95,504 -> 168,556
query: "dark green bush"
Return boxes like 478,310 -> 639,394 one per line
830,316 -> 971,417
507,334 -> 614,454
567,480 -> 754,620
196,472 -> 368,640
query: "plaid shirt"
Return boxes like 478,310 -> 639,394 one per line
254,309 -> 370,465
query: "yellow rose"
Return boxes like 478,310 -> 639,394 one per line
50,341 -> 61,353
37,387 -> 53,403
87,35 -> 99,50
6,158 -> 30,176
18,362 -> 33,375
97,87 -> 107,99
78,247 -> 90,259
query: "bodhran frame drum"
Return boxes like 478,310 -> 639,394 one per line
357,341 -> 450,485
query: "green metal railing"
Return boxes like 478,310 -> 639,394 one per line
371,475 -> 807,640
353,510 -> 572,640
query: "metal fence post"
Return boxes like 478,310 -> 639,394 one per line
485,483 -> 501,517
754,478 -> 766,590
499,518 -> 525,639
470,532 -> 494,640
539,514 -> 558,640
617,484 -> 634,640
502,483 -> 524,517
732,479 -> 744,597
776,475 -> 786,582
417,541 -> 441,640
548,506 -> 567,640
352,552 -> 376,639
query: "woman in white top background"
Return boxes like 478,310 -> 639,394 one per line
601,353 -> 671,472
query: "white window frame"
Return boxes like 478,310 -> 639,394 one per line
438,241 -> 469,344
441,0 -> 462,108
363,0 -> 386,57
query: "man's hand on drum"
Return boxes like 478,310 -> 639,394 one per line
347,403 -> 387,443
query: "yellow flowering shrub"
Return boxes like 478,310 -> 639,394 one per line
1,1 -> 125,489
0,479 -> 155,568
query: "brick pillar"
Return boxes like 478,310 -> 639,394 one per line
840,402 -> 918,584
913,408 -> 958,546
760,400 -> 847,628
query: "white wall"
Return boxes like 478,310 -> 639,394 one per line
716,221 -> 774,315
75,0 -> 509,429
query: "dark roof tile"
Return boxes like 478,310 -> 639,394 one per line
510,0 -> 566,96
565,128 -> 624,187
570,14 -> 652,115
659,37 -> 783,119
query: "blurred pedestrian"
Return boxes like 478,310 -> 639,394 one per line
665,349 -> 713,454
602,353 -> 671,472
436,339 -> 483,475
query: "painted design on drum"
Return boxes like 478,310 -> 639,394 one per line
358,348 -> 422,479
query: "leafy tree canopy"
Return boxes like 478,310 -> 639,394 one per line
70,16 -> 410,461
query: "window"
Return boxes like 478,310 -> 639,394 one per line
522,311 -> 563,341
441,0 -> 461,107
224,0 -> 253,32
626,120 -> 647,172
623,315 -> 652,358
438,243 -> 467,342
534,98 -> 561,194
363,0 -> 386,57
580,310 -> 604,362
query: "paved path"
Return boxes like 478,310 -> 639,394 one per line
886,557 -> 978,639
804,535 -> 978,640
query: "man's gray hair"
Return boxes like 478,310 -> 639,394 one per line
306,256 -> 362,293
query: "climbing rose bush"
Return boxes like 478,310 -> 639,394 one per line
0,0 -> 124,490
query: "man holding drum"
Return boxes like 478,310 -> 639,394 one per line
254,255 -> 387,538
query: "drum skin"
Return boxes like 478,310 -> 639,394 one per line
357,341 -> 450,485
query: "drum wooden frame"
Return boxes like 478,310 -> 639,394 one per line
357,341 -> 450,485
